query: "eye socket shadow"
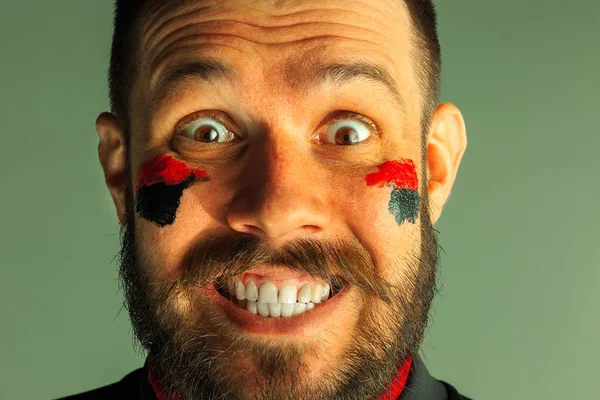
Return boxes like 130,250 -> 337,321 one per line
135,155 -> 209,227
366,160 -> 420,225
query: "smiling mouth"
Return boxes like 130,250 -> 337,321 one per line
215,274 -> 345,318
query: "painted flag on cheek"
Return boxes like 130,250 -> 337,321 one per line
365,160 -> 420,225
135,155 -> 209,227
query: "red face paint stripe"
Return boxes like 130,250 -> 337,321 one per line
365,160 -> 418,191
136,155 -> 208,191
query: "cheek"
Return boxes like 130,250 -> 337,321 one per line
135,189 -> 214,281
133,155 -> 212,280
135,155 -> 209,227
344,159 -> 422,277
345,182 -> 419,275
365,159 -> 420,226
136,179 -> 194,227
387,188 -> 420,225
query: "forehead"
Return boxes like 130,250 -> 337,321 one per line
138,1 -> 412,78
139,0 -> 410,52
131,0 -> 419,132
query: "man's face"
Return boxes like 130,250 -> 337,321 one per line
97,0 -> 466,399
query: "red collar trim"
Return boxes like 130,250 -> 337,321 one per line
148,358 -> 180,400
377,357 -> 413,400
148,356 -> 412,400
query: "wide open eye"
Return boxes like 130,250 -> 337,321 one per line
315,115 -> 373,145
180,117 -> 236,143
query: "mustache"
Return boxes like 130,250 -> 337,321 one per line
163,234 -> 393,303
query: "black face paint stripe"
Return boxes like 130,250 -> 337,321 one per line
366,160 -> 421,226
388,188 -> 420,225
134,155 -> 210,227
135,176 -> 196,227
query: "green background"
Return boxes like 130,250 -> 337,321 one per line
1,1 -> 598,399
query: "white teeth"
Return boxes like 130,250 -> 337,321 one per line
246,280 -> 258,301
257,301 -> 270,317
311,283 -> 323,304
278,283 -> 297,304
281,303 -> 295,317
244,300 -> 316,318
232,279 -> 334,318
269,303 -> 282,318
293,303 -> 307,315
258,281 -> 278,304
297,283 -> 312,303
321,284 -> 330,301
246,300 -> 257,314
235,280 -> 246,300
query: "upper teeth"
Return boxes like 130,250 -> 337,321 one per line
231,279 -> 331,318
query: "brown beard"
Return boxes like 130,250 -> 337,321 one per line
118,172 -> 440,400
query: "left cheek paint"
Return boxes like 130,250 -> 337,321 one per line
365,160 -> 420,225
135,155 -> 209,227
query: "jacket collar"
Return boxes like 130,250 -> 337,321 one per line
400,355 -> 448,400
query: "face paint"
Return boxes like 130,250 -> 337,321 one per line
366,160 -> 420,225
135,155 -> 209,226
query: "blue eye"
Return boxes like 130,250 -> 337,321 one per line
181,118 -> 235,143
317,118 -> 372,145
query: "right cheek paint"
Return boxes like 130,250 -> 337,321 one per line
365,159 -> 420,225
135,155 -> 209,227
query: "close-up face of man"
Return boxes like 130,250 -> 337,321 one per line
96,0 -> 467,399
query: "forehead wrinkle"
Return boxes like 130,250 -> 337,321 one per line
142,7 -> 215,73
148,21 -> 384,71
148,38 -> 246,84
150,17 -> 384,66
138,0 -> 406,54
139,1 -> 395,71
143,0 -> 388,32
140,1 -> 213,55
148,32 -> 383,88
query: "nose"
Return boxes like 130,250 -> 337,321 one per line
227,138 -> 330,241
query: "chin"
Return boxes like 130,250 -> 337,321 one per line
158,282 -> 365,398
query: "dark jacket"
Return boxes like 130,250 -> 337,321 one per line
57,356 -> 471,400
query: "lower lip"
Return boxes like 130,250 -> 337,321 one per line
205,285 -> 351,335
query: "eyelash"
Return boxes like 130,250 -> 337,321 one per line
326,111 -> 379,134
175,111 -> 231,136
174,110 -> 379,140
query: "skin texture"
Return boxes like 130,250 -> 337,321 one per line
96,0 -> 466,398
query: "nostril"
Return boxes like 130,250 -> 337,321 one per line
302,225 -> 322,234
241,224 -> 264,235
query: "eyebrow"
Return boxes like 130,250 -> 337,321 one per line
149,58 -> 403,114
309,61 -> 404,110
148,59 -> 232,117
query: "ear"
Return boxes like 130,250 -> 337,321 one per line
426,103 -> 467,224
96,112 -> 128,227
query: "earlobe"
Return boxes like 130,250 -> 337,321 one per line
96,112 -> 128,227
426,103 -> 467,224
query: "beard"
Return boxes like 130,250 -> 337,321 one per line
118,178 -> 440,400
